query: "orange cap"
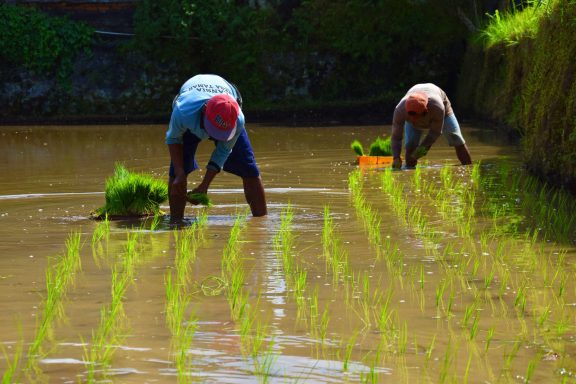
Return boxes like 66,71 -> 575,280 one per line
405,92 -> 428,115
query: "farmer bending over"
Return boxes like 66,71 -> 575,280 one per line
391,83 -> 472,169
166,74 -> 267,222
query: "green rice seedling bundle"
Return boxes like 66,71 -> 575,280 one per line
350,140 -> 365,156
368,136 -> 392,156
186,192 -> 212,206
350,137 -> 393,156
93,164 -> 168,218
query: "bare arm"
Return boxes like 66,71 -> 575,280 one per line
193,168 -> 219,195
391,107 -> 405,159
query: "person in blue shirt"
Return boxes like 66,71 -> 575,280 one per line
166,74 -> 267,221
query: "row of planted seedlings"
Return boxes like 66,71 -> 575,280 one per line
348,169 -> 441,381
86,213 -> 176,382
434,163 -> 572,379
164,210 -> 208,382
1,209 -> 178,383
272,202 -> 400,382
219,210 -> 278,380
357,161 -> 576,382
3,231 -> 84,383
405,161 -> 576,342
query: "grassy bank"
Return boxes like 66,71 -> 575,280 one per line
457,0 -> 576,192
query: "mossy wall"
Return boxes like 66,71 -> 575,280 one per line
457,0 -> 576,192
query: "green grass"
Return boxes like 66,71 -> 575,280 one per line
93,163 -> 168,218
478,1 -> 554,48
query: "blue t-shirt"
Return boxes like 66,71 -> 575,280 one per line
165,74 -> 245,171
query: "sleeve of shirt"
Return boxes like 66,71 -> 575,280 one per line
206,114 -> 245,171
165,107 -> 186,145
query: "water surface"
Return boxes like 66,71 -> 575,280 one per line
1,123 -> 574,383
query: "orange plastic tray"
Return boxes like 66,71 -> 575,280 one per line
356,155 -> 393,166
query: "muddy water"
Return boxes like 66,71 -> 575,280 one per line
1,123 -> 575,383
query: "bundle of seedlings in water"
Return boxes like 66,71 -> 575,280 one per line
186,191 -> 212,206
351,136 -> 393,165
368,136 -> 392,156
350,136 -> 392,156
92,164 -> 168,219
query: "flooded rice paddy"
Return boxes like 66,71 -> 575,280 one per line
1,123 -> 575,383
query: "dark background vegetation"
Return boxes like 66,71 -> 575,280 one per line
0,0 -> 501,124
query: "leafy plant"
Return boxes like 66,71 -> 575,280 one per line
0,4 -> 93,82
93,164 -> 168,218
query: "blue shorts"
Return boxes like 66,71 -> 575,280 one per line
169,129 -> 260,178
404,113 -> 466,149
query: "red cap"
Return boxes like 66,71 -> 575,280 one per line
405,92 -> 429,115
203,94 -> 239,141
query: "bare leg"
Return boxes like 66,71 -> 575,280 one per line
405,145 -> 418,167
168,176 -> 187,222
455,144 -> 472,165
242,176 -> 267,217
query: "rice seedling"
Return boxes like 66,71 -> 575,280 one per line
27,231 -> 82,366
413,165 -> 422,191
367,136 -> 392,156
485,327 -> 495,354
435,279 -> 448,311
85,265 -> 130,381
250,319 -> 269,361
376,288 -> 395,335
342,332 -> 358,372
397,321 -> 408,354
351,139 -> 364,156
222,213 -> 247,275
469,313 -> 480,341
321,205 -> 350,284
253,338 -> 278,382
85,231 -> 141,381
91,213 -> 110,246
92,163 -> 168,218
462,351 -> 473,384
502,340 -> 522,372
308,286 -> 319,336
273,204 -> 297,278
514,282 -> 527,313
350,136 -> 392,156
228,267 -> 249,322
440,165 -> 453,190
524,354 -> 540,383
186,191 -> 212,206
425,334 -> 436,364
149,210 -> 162,230
319,304 -> 330,344
174,316 -> 198,383
360,359 -> 379,384
2,338 -> 23,384
439,338 -> 456,384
